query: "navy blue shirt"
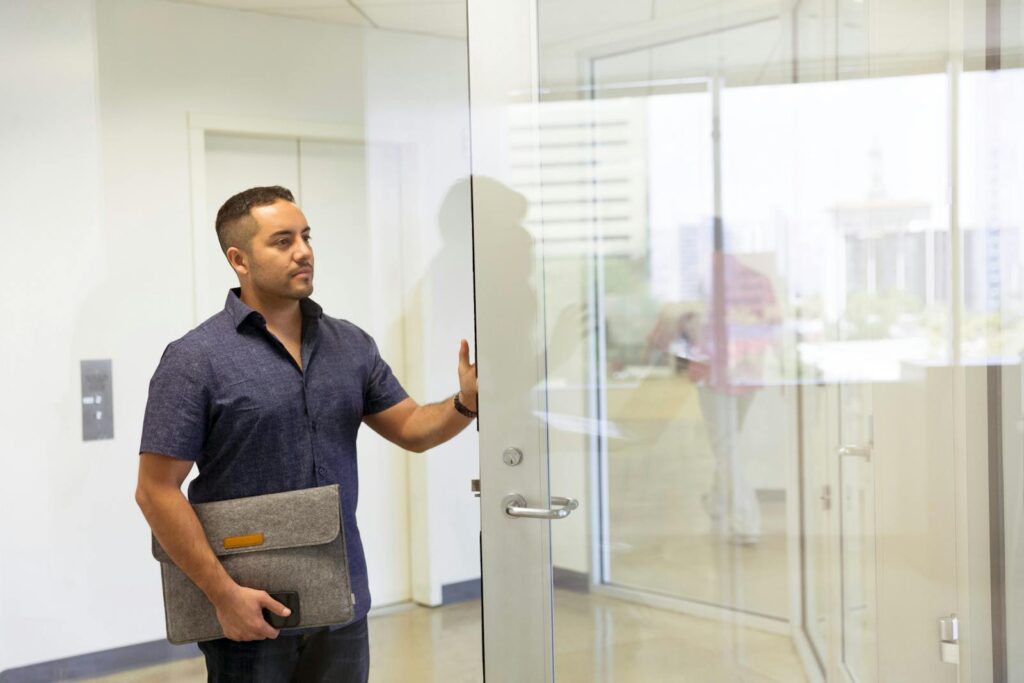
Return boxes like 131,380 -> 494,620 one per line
140,289 -> 408,627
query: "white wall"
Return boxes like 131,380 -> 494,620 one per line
363,29 -> 479,605
0,0 -> 476,671
0,0 -> 107,671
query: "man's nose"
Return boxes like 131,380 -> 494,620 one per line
295,239 -> 313,261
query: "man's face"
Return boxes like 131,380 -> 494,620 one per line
239,199 -> 314,300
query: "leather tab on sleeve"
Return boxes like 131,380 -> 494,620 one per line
223,533 -> 265,550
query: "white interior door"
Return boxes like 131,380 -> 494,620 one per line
199,133 -> 301,320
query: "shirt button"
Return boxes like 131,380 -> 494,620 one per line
317,466 -> 326,476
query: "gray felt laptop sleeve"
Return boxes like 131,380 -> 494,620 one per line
151,484 -> 354,644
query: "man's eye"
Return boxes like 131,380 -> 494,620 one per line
303,235 -> 312,242
277,239 -> 289,246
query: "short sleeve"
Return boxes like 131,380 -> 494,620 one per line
362,335 -> 409,416
139,341 -> 209,461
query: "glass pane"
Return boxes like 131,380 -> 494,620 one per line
464,0 -> 1022,676
520,0 -> 1007,677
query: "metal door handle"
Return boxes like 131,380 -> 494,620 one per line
839,444 -> 872,461
502,494 -> 578,519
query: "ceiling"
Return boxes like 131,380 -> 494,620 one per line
171,0 -> 468,39
170,0 -> 792,56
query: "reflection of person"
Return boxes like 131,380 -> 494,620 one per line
134,186 -> 478,682
649,254 -> 779,544
460,176 -> 586,389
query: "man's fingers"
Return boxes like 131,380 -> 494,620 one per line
251,613 -> 280,640
459,339 -> 472,371
261,593 -> 291,617
256,593 -> 285,639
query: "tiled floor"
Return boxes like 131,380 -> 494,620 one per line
82,591 -> 805,682
603,376 -> 792,620
551,592 -> 804,683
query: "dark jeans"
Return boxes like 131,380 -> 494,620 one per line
198,618 -> 369,683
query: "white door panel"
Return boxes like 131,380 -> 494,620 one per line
199,133 -> 301,321
297,140 -> 370,326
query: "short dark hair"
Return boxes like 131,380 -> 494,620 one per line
215,185 -> 295,254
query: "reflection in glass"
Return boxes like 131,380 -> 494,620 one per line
517,0 -> 1024,677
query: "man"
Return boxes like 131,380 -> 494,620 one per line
135,186 -> 478,682
687,253 -> 779,545
643,253 -> 779,545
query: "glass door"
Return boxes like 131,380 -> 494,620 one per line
468,0 -> 1011,680
467,1 -> 557,679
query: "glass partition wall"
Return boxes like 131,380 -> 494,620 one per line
469,0 -> 1024,679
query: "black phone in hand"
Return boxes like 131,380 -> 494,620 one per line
263,591 -> 301,629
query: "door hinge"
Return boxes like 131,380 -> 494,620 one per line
939,614 -> 959,664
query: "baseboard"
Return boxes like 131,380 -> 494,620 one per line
553,567 -> 590,593
756,488 -> 787,503
593,583 -> 790,635
441,578 -> 482,604
441,569 -> 589,603
0,639 -> 200,683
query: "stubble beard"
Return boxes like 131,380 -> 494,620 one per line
250,261 -> 313,301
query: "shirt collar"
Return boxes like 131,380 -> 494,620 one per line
224,288 -> 323,330
300,296 -> 323,321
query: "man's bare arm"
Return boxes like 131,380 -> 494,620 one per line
363,395 -> 475,453
363,339 -> 478,452
135,453 -> 289,641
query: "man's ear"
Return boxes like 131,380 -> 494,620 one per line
226,246 -> 249,277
